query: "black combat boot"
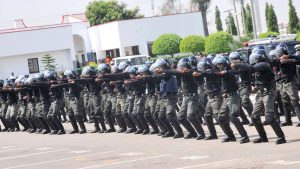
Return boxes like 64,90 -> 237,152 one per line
69,117 -> 79,134
146,116 -> 159,134
76,117 -> 87,134
159,117 -> 174,137
269,119 -> 286,144
1,117 -> 9,131
169,120 -> 184,139
219,119 -> 236,143
179,119 -> 197,139
105,115 -> 116,133
204,117 -> 218,140
252,118 -> 268,143
52,116 -> 65,135
229,115 -> 250,144
139,115 -> 150,135
189,118 -> 205,140
116,116 -> 127,133
91,117 -> 100,133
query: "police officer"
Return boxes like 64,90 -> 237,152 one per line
170,58 -> 206,139
64,70 -> 87,134
24,76 -> 38,133
213,56 -> 249,143
268,50 -> 292,126
194,58 -> 220,140
45,70 -> 66,135
4,80 -> 19,132
32,73 -> 52,134
229,52 -> 253,125
98,64 -> 116,133
15,75 -> 30,132
275,43 -> 300,127
234,50 -> 286,144
0,79 -> 9,131
137,65 -> 160,134
124,66 -> 150,134
80,66 -> 105,133
154,58 -> 184,139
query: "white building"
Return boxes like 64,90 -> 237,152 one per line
88,12 -> 204,58
0,12 -> 204,79
0,14 -> 92,79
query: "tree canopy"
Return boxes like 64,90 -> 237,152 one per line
86,0 -> 143,26
288,0 -> 300,33
180,35 -> 205,54
205,31 -> 233,54
152,34 -> 182,56
267,5 -> 279,33
226,12 -> 238,35
215,6 -> 223,31
245,4 -> 253,34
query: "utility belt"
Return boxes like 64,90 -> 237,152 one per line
183,93 -> 198,97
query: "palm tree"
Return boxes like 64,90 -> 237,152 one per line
191,0 -> 211,36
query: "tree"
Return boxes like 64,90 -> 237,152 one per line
41,54 -> 56,71
86,0 -> 143,26
205,31 -> 233,54
288,0 -> 300,33
226,12 -> 238,35
245,4 -> 253,34
215,6 -> 223,31
267,5 -> 279,33
160,0 -> 177,15
265,2 -> 270,25
152,34 -> 182,56
191,0 -> 210,37
180,35 -> 205,54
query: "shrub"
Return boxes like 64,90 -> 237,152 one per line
152,34 -> 182,56
258,31 -> 279,38
179,35 -> 205,54
205,31 -> 233,54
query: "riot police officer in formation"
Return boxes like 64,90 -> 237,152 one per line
2,42 -> 300,145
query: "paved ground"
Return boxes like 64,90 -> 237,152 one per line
0,116 -> 300,169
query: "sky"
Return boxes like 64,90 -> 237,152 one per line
0,0 -> 300,34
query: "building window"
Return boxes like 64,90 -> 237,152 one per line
106,49 -> 120,58
125,46 -> 140,56
28,58 -> 39,74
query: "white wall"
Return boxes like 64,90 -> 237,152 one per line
117,12 -> 204,57
88,22 -> 121,59
0,25 -> 77,68
88,12 -> 204,58
0,50 -> 72,79
71,22 -> 92,53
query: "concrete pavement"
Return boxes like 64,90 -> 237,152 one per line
0,117 -> 299,169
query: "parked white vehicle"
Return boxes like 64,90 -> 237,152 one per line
112,55 -> 150,66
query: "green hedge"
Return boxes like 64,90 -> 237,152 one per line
297,32 -> 300,41
258,32 -> 279,38
205,31 -> 233,54
180,35 -> 205,54
152,34 -> 182,56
